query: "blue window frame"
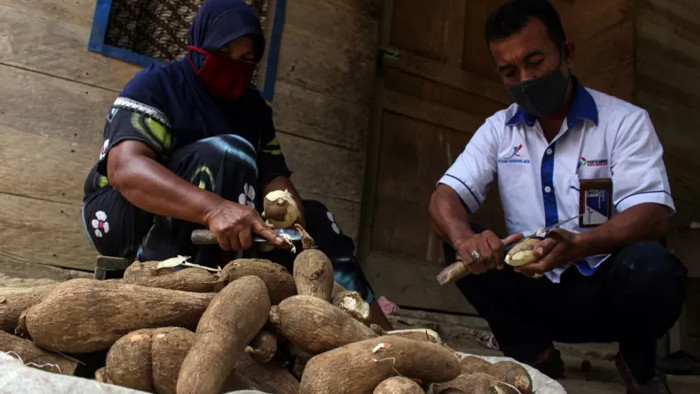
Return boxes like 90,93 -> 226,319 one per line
87,0 -> 286,100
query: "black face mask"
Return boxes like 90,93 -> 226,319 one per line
507,55 -> 570,118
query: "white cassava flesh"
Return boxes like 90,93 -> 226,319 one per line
505,238 -> 540,267
332,290 -> 371,322
264,190 -> 300,228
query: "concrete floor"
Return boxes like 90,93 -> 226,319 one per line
387,309 -> 700,394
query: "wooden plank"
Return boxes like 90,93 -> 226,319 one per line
444,0 -> 466,67
635,81 -> 700,209
361,250 -> 476,314
384,68 -> 506,118
320,0 -> 382,20
460,0 -> 502,81
0,63 -> 116,147
276,24 -> 377,106
575,20 -> 634,101
369,111 -> 471,260
389,0 -> 449,62
660,160 -> 700,214
0,259 -> 92,281
637,48 -> 700,106
667,229 -> 700,279
682,279 -> 700,358
637,0 -> 700,41
0,193 -> 95,271
0,3 -> 141,92
551,0 -> 632,42
637,22 -> 700,66
458,0 -> 631,81
271,81 -> 371,151
637,39 -> 700,91
382,89 -> 484,134
285,0 -> 379,53
0,0 -> 96,29
386,51 -> 512,105
0,125 -> 95,205
277,132 -> 364,203
356,0 -> 394,264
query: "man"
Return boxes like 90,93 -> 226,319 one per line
429,1 -> 686,393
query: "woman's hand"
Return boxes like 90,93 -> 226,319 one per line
204,200 -> 287,251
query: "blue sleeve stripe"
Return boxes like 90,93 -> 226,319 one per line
615,190 -> 673,209
444,174 -> 481,207
574,261 -> 598,276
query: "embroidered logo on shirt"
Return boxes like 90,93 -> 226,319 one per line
579,157 -> 608,168
498,144 -> 531,164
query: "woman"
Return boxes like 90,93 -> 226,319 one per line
82,0 -> 389,327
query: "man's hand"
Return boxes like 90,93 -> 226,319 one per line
204,200 -> 287,251
454,231 -> 524,274
516,229 -> 585,277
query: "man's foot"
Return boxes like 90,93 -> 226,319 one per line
531,347 -> 565,378
615,353 -> 671,394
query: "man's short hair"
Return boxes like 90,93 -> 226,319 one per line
485,0 -> 567,48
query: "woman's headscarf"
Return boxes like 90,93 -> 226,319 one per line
188,0 -> 265,68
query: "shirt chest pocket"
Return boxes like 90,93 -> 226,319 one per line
497,164 -> 534,196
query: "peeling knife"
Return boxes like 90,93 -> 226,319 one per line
503,213 -> 585,252
191,228 -> 301,245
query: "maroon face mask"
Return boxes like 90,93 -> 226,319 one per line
187,45 -> 256,101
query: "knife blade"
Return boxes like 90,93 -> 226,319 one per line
503,213 -> 585,252
191,228 -> 302,245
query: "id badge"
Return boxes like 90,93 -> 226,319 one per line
579,178 -> 612,227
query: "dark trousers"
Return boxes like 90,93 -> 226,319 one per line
82,135 -> 375,301
445,234 -> 687,382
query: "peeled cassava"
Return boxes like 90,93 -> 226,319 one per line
264,189 -> 300,228
505,238 -> 540,267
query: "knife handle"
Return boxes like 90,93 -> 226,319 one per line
191,229 -> 218,245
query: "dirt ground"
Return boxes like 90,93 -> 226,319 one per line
387,309 -> 700,394
3,263 -> 699,393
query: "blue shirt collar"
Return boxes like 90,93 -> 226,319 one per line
506,76 -> 599,129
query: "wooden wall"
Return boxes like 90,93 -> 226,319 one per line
0,0 -> 380,272
635,0 -> 700,230
271,0 -> 381,241
0,0 -> 141,272
636,0 -> 700,359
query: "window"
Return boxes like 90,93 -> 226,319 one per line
88,0 -> 286,100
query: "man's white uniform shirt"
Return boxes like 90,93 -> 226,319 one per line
439,79 -> 674,282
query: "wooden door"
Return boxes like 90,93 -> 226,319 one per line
358,0 -> 633,314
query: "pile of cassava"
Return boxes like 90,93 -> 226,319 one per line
1,195 -> 534,393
